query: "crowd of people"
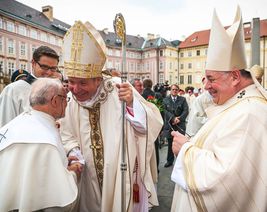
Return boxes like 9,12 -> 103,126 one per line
0,6 -> 267,212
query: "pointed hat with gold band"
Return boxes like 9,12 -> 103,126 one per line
206,6 -> 247,71
206,6 -> 267,99
62,21 -> 106,78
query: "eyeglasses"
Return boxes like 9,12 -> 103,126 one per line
56,94 -> 70,102
36,61 -> 58,72
172,88 -> 179,91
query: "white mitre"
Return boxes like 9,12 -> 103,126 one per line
206,6 -> 267,99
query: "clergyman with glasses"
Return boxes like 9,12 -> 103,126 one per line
0,46 -> 60,127
0,78 -> 82,211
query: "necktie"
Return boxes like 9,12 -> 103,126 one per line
173,97 -> 176,102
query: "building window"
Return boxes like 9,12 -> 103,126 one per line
8,61 -> 15,75
137,64 -> 140,71
50,35 -> 56,45
180,63 -> 184,69
160,50 -> 163,57
57,38 -> 62,46
0,60 -> 3,73
20,42 -> 26,56
160,62 -> 163,69
130,63 -> 134,71
188,63 -> 192,69
146,63 -> 149,70
8,39 -> 14,54
169,62 -> 172,70
169,75 -> 172,83
30,29 -> 37,39
196,50 -> 200,56
20,63 -> 27,70
108,49 -> 113,56
188,51 -> 192,57
180,52 -> 184,57
159,73 -> 164,83
40,32 -> 47,42
0,36 -> 3,52
188,75 -> 192,84
170,51 -> 172,56
115,61 -> 120,71
7,21 -> 15,32
32,45 -> 36,55
205,48 -> 208,55
107,61 -> 112,68
180,75 -> 184,84
18,25 -> 26,36
0,18 -> 2,29
116,50 -> 120,57
196,62 -> 201,69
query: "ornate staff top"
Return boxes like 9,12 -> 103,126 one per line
113,13 -> 126,44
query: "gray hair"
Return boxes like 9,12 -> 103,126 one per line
130,78 -> 141,87
29,78 -> 63,107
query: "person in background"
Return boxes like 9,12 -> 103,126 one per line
250,64 -> 264,84
10,69 -> 29,82
0,46 -> 60,127
130,78 -> 143,94
186,77 -> 214,137
142,79 -> 155,99
60,21 -> 163,212
0,78 -> 82,212
163,84 -> 188,168
193,88 -> 199,97
171,7 -> 267,212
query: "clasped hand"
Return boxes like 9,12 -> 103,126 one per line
67,156 -> 84,180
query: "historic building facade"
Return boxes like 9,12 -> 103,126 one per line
0,0 -> 70,89
1,0 -> 266,92
178,19 -> 267,90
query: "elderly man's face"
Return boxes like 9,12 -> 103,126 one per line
204,70 -> 235,105
68,77 -> 102,102
54,87 -> 68,119
134,80 -> 143,94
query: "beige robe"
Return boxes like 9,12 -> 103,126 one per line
60,76 -> 163,212
0,80 -> 31,127
171,84 -> 267,212
0,110 -> 78,212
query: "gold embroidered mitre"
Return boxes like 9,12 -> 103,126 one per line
206,6 -> 247,71
63,21 -> 107,78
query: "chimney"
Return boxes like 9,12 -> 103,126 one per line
42,5 -> 53,21
147,33 -> 155,40
250,18 -> 260,67
103,28 -> 109,35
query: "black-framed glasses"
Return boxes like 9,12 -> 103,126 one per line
55,94 -> 70,102
36,61 -> 58,72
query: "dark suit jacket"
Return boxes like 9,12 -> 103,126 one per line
163,95 -> 189,137
142,88 -> 155,100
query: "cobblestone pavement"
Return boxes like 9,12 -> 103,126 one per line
151,144 -> 175,212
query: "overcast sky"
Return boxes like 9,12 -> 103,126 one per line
17,0 -> 267,41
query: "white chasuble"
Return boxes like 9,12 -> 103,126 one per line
60,76 -> 163,212
171,85 -> 267,212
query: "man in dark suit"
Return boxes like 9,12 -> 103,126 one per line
163,84 -> 189,167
